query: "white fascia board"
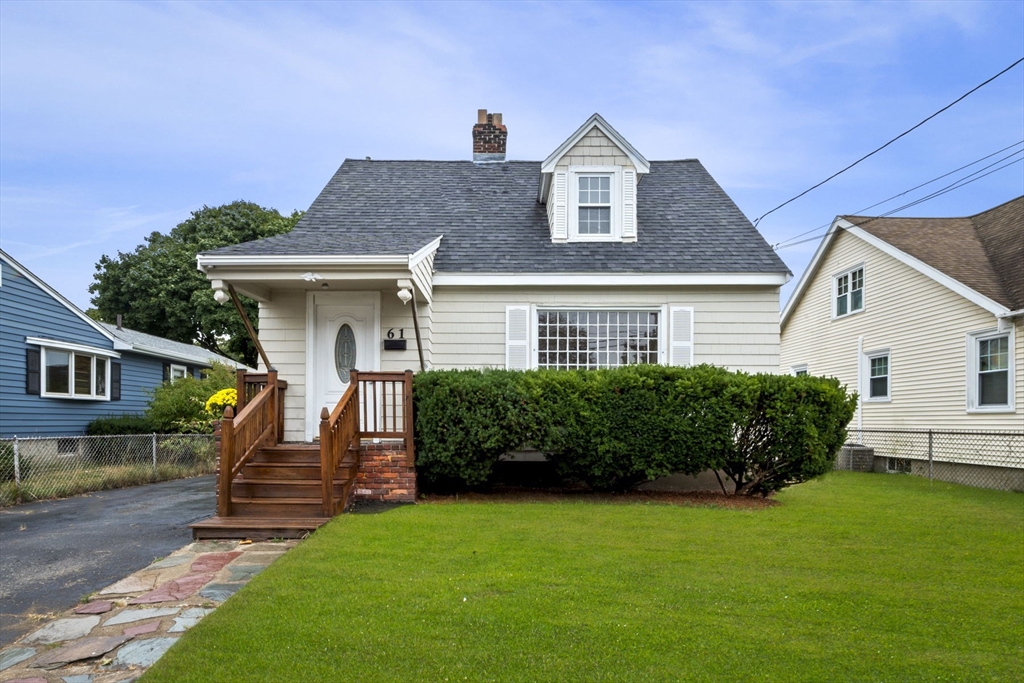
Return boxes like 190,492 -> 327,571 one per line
780,218 -> 843,329
408,235 -> 443,269
540,114 -> 650,175
844,222 -> 1010,317
432,272 -> 790,286
198,254 -> 411,271
1,249 -> 119,344
26,337 -> 121,358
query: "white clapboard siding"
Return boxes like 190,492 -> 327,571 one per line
670,306 -> 694,366
621,169 -> 637,241
505,305 -> 531,370
551,172 -> 568,241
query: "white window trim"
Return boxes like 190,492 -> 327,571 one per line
832,263 -> 865,320
37,346 -> 112,401
790,363 -> 808,377
529,304 -> 668,369
862,348 -> 891,403
966,327 -> 1016,413
169,364 -> 189,382
25,337 -> 120,358
567,165 -> 622,242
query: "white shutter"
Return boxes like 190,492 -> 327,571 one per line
552,171 -> 568,241
506,305 -> 531,370
621,169 -> 637,241
669,306 -> 694,367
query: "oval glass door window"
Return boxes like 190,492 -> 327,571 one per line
334,324 -> 357,381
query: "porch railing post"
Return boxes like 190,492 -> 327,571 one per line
320,407 -> 333,517
218,406 -> 235,517
267,371 -> 279,445
235,369 -> 247,413
403,369 -> 415,467
350,370 -> 360,440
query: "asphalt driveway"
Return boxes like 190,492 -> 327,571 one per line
0,475 -> 215,647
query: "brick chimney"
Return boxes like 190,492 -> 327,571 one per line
472,109 -> 507,162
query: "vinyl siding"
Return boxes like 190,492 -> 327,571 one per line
554,128 -> 635,171
258,291 -> 308,442
780,229 -> 1024,430
0,260 -> 159,436
260,284 -> 781,439
430,286 -> 781,372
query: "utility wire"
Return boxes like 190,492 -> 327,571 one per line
775,156 -> 1023,250
753,57 -> 1024,226
773,140 -> 1024,248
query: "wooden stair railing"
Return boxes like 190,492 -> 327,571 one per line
319,370 -> 360,517
355,370 -> 415,466
219,371 -> 279,517
318,370 -> 415,515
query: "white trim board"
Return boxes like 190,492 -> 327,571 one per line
781,218 -> 1010,328
433,272 -> 789,286
25,337 -> 121,358
540,113 -> 650,176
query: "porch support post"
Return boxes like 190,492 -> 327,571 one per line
227,284 -> 273,372
409,294 -> 426,372
218,406 -> 235,517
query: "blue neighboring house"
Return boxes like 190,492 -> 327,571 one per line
0,249 -> 247,438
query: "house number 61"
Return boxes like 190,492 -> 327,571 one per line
387,328 -> 405,339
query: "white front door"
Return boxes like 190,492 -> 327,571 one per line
307,292 -> 380,441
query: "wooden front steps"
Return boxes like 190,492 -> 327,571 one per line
190,442 -> 354,540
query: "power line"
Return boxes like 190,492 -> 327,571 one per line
775,156 -> 1023,250
753,57 -> 1024,226
773,140 -> 1024,249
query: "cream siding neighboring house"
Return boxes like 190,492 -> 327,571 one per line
200,110 -> 791,442
781,197 -> 1024,432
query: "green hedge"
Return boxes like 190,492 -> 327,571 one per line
413,366 -> 856,495
86,414 -> 159,436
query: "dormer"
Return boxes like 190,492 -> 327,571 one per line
538,114 -> 650,244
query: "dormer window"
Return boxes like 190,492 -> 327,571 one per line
578,175 -> 612,235
540,114 -> 649,244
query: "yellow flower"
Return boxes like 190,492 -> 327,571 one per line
205,388 -> 238,415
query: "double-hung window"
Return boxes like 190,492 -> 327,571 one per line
577,176 -> 611,236
863,349 -> 890,402
834,266 -> 864,318
967,330 -> 1014,412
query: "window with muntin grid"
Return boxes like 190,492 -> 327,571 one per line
537,310 -> 659,370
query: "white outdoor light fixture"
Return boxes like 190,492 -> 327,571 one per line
397,287 -> 413,304
213,289 -> 230,304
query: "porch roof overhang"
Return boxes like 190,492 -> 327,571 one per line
197,236 -> 442,304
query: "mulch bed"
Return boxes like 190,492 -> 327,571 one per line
419,488 -> 778,510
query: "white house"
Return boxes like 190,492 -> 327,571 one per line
781,196 -> 1023,432
198,111 -> 792,444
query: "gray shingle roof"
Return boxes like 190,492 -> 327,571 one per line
206,160 -> 789,274
100,323 -> 246,368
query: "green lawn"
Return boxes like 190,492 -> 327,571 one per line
143,473 -> 1024,682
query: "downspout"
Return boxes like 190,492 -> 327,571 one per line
856,335 -> 863,434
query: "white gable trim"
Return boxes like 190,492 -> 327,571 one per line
781,218 -> 1010,328
540,114 -> 650,176
0,249 -> 119,345
433,272 -> 789,286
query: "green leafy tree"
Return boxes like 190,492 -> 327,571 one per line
90,201 -> 301,366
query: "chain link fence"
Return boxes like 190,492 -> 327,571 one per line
0,433 -> 216,506
838,429 -> 1024,491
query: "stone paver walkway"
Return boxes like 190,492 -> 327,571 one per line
0,539 -> 295,682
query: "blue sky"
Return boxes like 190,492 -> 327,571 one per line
2,1 -> 1022,310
